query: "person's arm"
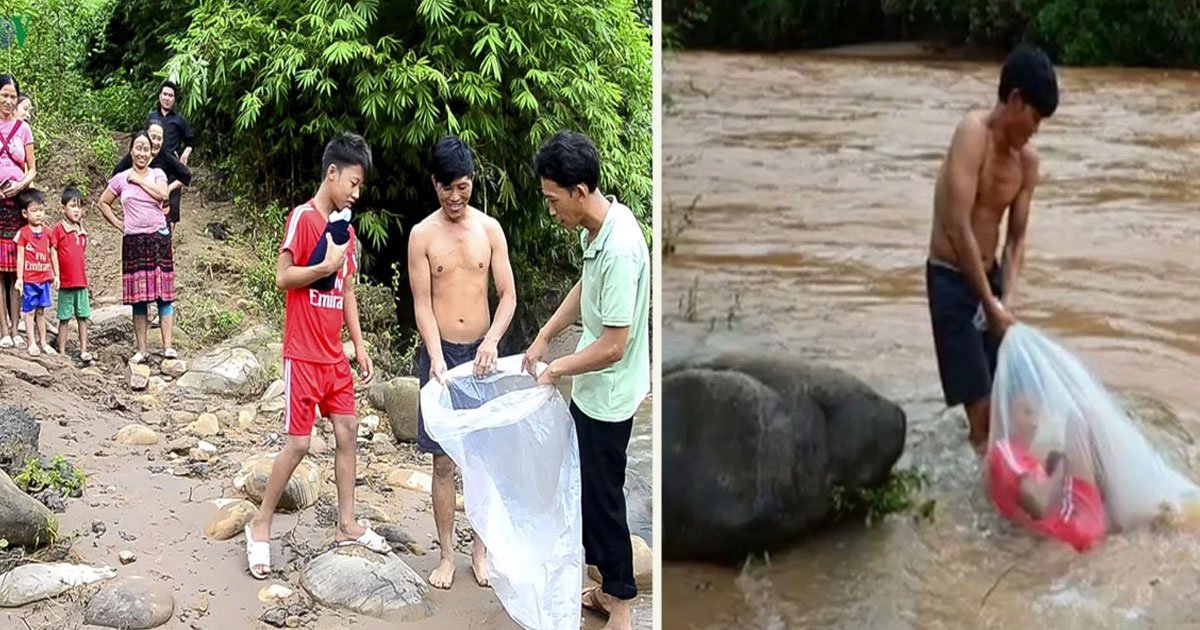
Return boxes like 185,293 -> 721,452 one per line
939,116 -> 1010,330
472,220 -> 517,373
49,233 -> 59,291
537,281 -> 582,344
275,236 -> 347,290
96,188 -> 124,232
342,271 -> 374,385
1001,150 -> 1040,308
129,169 -> 169,201
407,226 -> 446,379
543,253 -> 639,380
178,117 -> 194,164
10,140 -> 35,194
14,232 -> 24,288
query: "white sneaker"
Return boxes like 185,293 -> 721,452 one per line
13,334 -> 26,349
42,345 -> 55,356
0,336 -> 12,348
27,344 -> 39,357
130,352 -> 146,365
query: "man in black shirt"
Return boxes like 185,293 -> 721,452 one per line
147,81 -> 194,166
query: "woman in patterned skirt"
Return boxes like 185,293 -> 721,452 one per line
96,129 -> 177,364
0,75 -> 37,349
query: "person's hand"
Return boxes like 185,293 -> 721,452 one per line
320,234 -> 349,274
472,337 -> 498,377
355,345 -> 375,387
127,171 -> 142,186
523,336 -> 549,377
986,297 -> 1016,337
52,277 -> 59,292
429,356 -> 447,385
12,277 -> 21,292
536,360 -> 562,386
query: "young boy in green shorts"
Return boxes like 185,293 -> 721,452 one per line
50,187 -> 92,364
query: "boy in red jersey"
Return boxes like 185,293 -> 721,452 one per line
244,132 -> 382,579
13,188 -> 55,356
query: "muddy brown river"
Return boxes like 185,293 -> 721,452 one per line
662,49 -> 1200,629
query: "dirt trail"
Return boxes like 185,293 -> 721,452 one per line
0,172 -> 653,629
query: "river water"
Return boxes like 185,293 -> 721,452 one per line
662,48 -> 1200,629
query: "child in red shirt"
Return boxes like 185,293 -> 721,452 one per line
244,132 -> 382,579
13,188 -> 55,357
50,187 -> 91,364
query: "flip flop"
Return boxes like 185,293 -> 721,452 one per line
335,526 -> 390,553
581,586 -> 611,617
244,523 -> 271,579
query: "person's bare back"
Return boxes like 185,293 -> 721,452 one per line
412,206 -> 498,343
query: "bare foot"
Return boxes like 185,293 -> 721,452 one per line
429,557 -> 455,589
472,537 -> 489,587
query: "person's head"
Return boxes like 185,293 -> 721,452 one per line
17,188 -> 45,226
0,75 -> 21,120
15,94 -> 32,122
158,81 -> 178,113
429,136 -> 475,221
533,130 -> 601,230
130,130 -> 153,170
61,187 -> 83,224
319,131 -> 372,210
997,44 -> 1058,148
147,122 -> 164,155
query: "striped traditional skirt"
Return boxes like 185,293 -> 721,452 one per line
0,194 -> 24,273
122,230 -> 176,304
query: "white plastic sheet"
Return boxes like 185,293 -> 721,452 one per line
420,354 -> 582,630
987,324 -> 1200,548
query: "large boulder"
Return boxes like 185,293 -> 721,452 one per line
301,545 -> 433,621
84,575 -> 175,629
0,407 -> 39,476
0,469 -> 54,548
369,377 -> 420,442
663,348 -> 906,563
624,468 -> 652,546
234,453 -> 321,511
177,347 -> 264,396
0,563 -> 117,607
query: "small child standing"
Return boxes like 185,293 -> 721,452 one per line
50,187 -> 91,364
13,188 -> 55,356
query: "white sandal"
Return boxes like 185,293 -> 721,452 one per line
335,526 -> 390,553
244,523 -> 271,579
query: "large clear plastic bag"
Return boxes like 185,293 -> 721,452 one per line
420,354 -> 582,629
987,324 -> 1200,550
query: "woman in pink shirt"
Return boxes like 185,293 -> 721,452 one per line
0,75 -> 37,349
96,130 -> 177,364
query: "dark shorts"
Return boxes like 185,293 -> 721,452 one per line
415,337 -> 483,456
926,257 -> 1005,407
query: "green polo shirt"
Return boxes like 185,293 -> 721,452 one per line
571,196 -> 651,422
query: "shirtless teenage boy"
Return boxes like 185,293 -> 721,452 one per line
407,135 -> 517,589
926,44 -> 1058,452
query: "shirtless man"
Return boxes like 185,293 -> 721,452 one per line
926,44 -> 1058,453
407,135 -> 517,589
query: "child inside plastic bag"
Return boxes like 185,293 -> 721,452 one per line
986,323 -> 1200,551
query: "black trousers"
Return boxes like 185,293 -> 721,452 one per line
570,400 -> 637,600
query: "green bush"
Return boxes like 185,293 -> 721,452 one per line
159,0 -> 652,275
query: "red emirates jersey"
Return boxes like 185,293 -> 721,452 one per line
280,200 -> 357,364
15,225 -> 53,284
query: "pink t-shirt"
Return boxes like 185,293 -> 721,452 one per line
106,169 -> 168,235
0,119 -> 33,183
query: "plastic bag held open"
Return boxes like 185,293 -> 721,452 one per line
420,354 -> 582,630
986,324 -> 1200,551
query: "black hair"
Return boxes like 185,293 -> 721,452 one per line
0,75 -> 20,96
534,130 -> 600,193
998,44 -> 1058,118
16,187 -> 44,211
429,136 -> 475,186
129,129 -> 153,151
321,131 -> 373,177
61,186 -> 83,206
160,80 -> 179,97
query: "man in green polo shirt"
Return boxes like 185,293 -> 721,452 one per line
523,130 -> 649,630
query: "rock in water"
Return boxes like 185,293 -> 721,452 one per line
84,575 -> 175,629
235,454 -> 321,510
0,562 -> 117,607
0,470 -> 54,548
301,546 -> 433,621
0,406 -> 39,476
369,377 -> 420,442
203,500 -> 257,540
662,348 -> 906,563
